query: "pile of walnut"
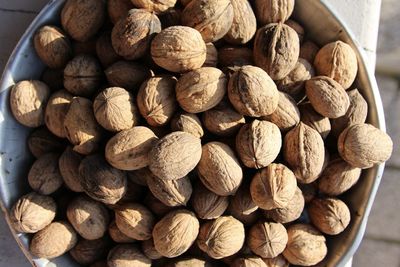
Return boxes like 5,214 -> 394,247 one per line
8,0 -> 393,266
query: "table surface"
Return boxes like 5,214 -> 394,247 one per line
0,0 -> 381,266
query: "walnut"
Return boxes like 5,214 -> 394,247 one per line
64,55 -> 103,96
131,0 -> 177,14
203,43 -> 218,67
137,75 -> 178,126
192,182 -> 229,220
142,239 -> 163,260
228,183 -> 259,226
262,255 -> 289,267
197,216 -> 245,259
10,80 -> 50,128
167,257 -> 213,267
300,41 -> 319,63
145,192 -> 174,217
182,0 -> 234,43
108,0 -> 134,24
96,31 -> 121,67
236,120 -> 281,169
45,90 -> 73,138
28,153 -> 63,195
232,256 -> 267,267
149,131 -> 202,180
128,167 -> 152,186
299,103 -> 331,139
107,244 -> 151,267
34,25 -> 72,68
153,209 -> 199,257
30,221 -> 78,259
176,67 -> 227,113
171,112 -> 204,138
248,222 -> 288,258
228,65 -> 279,117
28,127 -> 65,158
254,0 -> 294,24
147,175 -> 192,207
283,224 -> 327,266
109,220 -> 136,243
59,146 -> 84,192
151,26 -> 206,72
70,237 -> 109,265
218,47 -> 254,68
112,9 -> 161,60
198,142 -> 243,196
10,192 -> 56,234
79,154 -> 127,204
254,23 -> 299,80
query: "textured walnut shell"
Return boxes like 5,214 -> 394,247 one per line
112,9 -> 161,60
236,120 -> 281,169
232,256 -> 267,267
176,67 -> 227,113
300,41 -> 319,63
64,55 -> 103,96
34,25 -> 72,68
108,244 -> 151,267
142,239 -> 162,260
331,88 -> 368,136
28,153 -> 63,195
153,209 -> 199,258
59,146 -> 84,192
131,0 -> 176,13
283,122 -> 325,183
137,75 -> 178,126
262,92 -> 300,132
70,237 -> 109,265
79,154 -> 127,204
171,112 -> 204,138
67,195 -> 110,240
262,255 -> 289,267
96,31 -> 121,67
10,192 -> 56,234
45,90 -> 73,138
314,41 -> 358,89
286,20 -> 304,43
167,257 -> 213,267
198,142 -> 243,196
299,103 -> 331,139
105,60 -> 153,91
109,220 -> 136,243
28,127 -> 65,158
248,222 -> 288,258
203,43 -> 218,67
197,216 -> 245,259
228,65 -> 279,117
147,175 -> 192,207
182,0 -> 234,43
228,183 -> 258,226
64,97 -> 103,155
30,221 -> 78,259
151,26 -> 206,73
149,131 -> 202,180
224,0 -> 257,45
108,0 -> 134,24
283,224 -> 327,266
218,47 -> 254,68
254,0 -> 294,24
145,192 -> 174,217
338,123 -> 393,168
127,167 -> 152,186
192,182 -> 229,220
10,80 -> 50,128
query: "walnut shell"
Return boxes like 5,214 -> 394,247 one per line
112,9 -> 161,60
314,41 -> 358,89
28,127 -> 65,158
142,239 -> 163,260
28,153 -> 63,195
108,244 -> 151,267
96,31 -> 121,67
338,123 -> 393,168
283,122 -> 325,183
34,25 -> 72,68
228,65 -> 279,117
70,237 -> 109,265
149,131 -> 202,180
131,0 -> 176,13
203,43 -> 218,67
127,167 -> 152,186
167,257 -> 212,267
59,146 -> 84,192
137,75 -> 178,126
64,97 -> 103,155
45,90 -> 73,138
151,26 -> 206,73
171,112 -> 204,138
79,154 -> 127,204
198,142 -> 243,196
182,0 -> 234,43
109,220 -> 136,243
147,175 -> 192,207
254,0 -> 294,24
145,192 -> 174,217
236,120 -> 282,169
64,55 -> 103,96
30,221 -> 78,259
300,41 -> 319,63
218,47 -> 254,68
10,192 -> 56,234
286,20 -> 304,43
232,256 -> 267,267
254,23 -> 299,80
108,0 -> 134,24
192,182 -> 229,220
299,103 -> 331,139
228,183 -> 258,226
153,209 -> 199,258
197,216 -> 245,259
262,255 -> 289,267
248,222 -> 288,258
10,80 -> 50,128
176,67 -> 227,113
283,224 -> 327,266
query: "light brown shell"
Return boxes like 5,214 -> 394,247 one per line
109,220 -> 136,243
182,0 -> 234,43
338,123 -> 393,168
198,142 -> 243,196
10,192 -> 56,234
254,0 -> 294,24
70,237 -> 109,265
167,257 -> 213,267
197,216 -> 245,259
285,20 -> 304,43
232,256 -> 267,267
248,222 -> 288,258
228,65 -> 279,117
224,0 -> 257,45
236,120 -> 282,169
64,97 -> 103,155
176,67 -> 227,113
203,43 -> 218,67
137,75 -> 178,126
218,47 -> 254,68
314,41 -> 358,89
262,255 -> 289,267
192,182 -> 229,220
228,183 -> 259,226
28,153 -> 63,195
107,244 -> 151,267
171,112 -> 204,138
59,146 -> 84,192
96,31 -> 121,67
45,90 -> 73,138
34,25 -> 72,68
283,122 -> 325,183
253,23 -> 299,80
147,175 -> 192,207
283,224 -> 327,266
153,209 -> 199,258
108,0 -> 134,24
28,127 -> 65,158
299,103 -> 331,139
61,0 -> 105,42
10,80 -> 50,128
30,221 -> 78,259
149,131 -> 202,180
142,239 -> 163,260
300,41 -> 319,63
131,0 -> 176,13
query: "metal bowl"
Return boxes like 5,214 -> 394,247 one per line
0,1 -> 386,266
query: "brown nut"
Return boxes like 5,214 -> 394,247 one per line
109,220 -> 136,243
96,31 -> 121,67
254,0 -> 294,24
218,47 -> 254,68
299,103 -> 331,139
203,43 -> 218,67
286,20 -> 304,43
28,127 -> 65,158
108,0 -> 134,24
262,255 -> 289,267
228,183 -> 259,226
131,0 -> 177,14
300,41 -> 319,63
232,256 -> 267,267
45,90 -> 73,138
107,244 -> 151,267
147,175 -> 192,207
171,112 -> 204,138
145,192 -> 174,217
167,257 -> 213,267
248,222 -> 288,258
28,153 -> 63,195
127,167 -> 152,186
142,239 -> 162,260
70,237 -> 109,265
192,182 -> 229,220
159,8 -> 182,28
59,146 -> 84,192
